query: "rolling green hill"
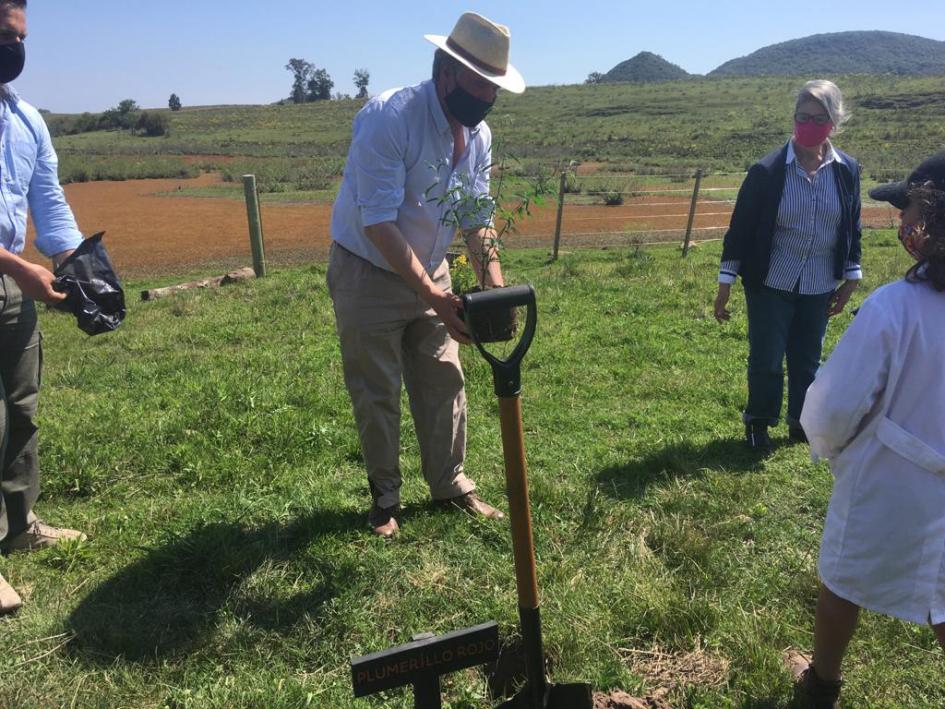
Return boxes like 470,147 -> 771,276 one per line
46,74 -> 945,190
602,51 -> 690,83
710,31 -> 945,77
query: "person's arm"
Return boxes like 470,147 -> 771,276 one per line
27,110 -> 83,260
715,165 -> 765,322
464,227 -> 504,288
828,162 -> 864,317
458,136 -> 504,289
827,279 -> 859,317
352,103 -> 470,343
363,222 -> 470,344
800,293 -> 893,460
0,248 -> 65,304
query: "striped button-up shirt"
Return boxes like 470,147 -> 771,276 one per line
719,140 -> 862,294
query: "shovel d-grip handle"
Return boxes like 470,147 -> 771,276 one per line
461,285 -> 537,398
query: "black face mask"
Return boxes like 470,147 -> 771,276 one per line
0,42 -> 24,84
445,84 -> 494,128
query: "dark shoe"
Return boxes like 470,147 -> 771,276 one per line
0,572 -> 22,615
789,425 -> 808,443
786,651 -> 841,709
438,492 -> 505,520
368,503 -> 400,539
1,516 -> 87,553
745,422 -> 772,451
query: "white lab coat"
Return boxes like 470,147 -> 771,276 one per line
801,277 -> 945,624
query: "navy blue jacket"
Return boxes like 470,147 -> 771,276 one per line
721,142 -> 862,289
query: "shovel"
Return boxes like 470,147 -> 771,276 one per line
461,285 -> 593,709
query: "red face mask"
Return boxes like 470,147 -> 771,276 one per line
794,121 -> 834,148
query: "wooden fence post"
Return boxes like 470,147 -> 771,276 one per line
552,171 -> 567,261
682,169 -> 703,258
242,174 -> 267,277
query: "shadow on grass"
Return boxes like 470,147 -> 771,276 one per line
596,437 -> 774,500
66,508 -> 364,663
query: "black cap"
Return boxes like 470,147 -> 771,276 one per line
869,151 -> 945,209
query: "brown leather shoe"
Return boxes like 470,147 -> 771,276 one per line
0,572 -> 23,615
1,517 -> 87,553
439,492 -> 505,520
368,503 -> 400,539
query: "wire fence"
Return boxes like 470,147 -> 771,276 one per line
529,167 -> 902,257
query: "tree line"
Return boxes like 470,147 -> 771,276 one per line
47,99 -> 172,138
44,56 -> 374,140
285,59 -> 370,103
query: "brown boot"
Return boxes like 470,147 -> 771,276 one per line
368,503 -> 400,539
786,651 -> 842,709
0,572 -> 23,615
438,492 -> 505,520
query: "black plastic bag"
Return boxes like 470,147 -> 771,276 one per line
53,232 -> 126,335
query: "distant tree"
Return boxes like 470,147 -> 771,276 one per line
585,72 -> 605,84
135,111 -> 169,137
286,58 -> 314,104
333,92 -> 351,100
117,99 -> 139,114
307,67 -> 334,101
168,93 -> 182,111
354,68 -> 370,98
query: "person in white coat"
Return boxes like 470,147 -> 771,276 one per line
790,152 -> 945,708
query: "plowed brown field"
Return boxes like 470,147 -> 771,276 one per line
23,173 -> 898,278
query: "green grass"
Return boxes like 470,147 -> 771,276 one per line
0,234 -> 940,707
47,74 -> 945,191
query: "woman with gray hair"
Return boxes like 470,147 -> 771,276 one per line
713,80 -> 863,451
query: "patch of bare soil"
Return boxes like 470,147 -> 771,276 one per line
617,643 -> 731,704
20,173 -> 897,277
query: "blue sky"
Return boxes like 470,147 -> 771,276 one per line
15,0 -> 945,113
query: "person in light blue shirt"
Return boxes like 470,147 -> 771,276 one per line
0,0 -> 87,616
327,12 -> 525,538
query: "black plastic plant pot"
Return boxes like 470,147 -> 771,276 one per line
461,286 -> 519,343
461,285 -> 537,397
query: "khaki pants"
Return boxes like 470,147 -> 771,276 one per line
327,244 -> 474,510
0,275 -> 42,543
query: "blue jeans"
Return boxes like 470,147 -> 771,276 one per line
743,284 -> 832,428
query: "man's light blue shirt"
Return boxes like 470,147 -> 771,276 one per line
330,79 -> 493,273
0,87 -> 82,258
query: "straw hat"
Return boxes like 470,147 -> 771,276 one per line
424,12 -> 525,94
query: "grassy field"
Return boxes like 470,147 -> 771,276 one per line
47,74 -> 945,195
2,233 -> 942,707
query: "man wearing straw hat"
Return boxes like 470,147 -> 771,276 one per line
327,12 -> 525,538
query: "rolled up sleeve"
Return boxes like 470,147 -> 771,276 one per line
353,106 -> 407,228
28,116 -> 81,257
801,294 -> 892,460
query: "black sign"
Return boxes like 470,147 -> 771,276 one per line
351,621 -> 499,697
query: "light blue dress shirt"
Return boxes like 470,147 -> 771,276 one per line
330,80 -> 493,273
0,87 -> 82,258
